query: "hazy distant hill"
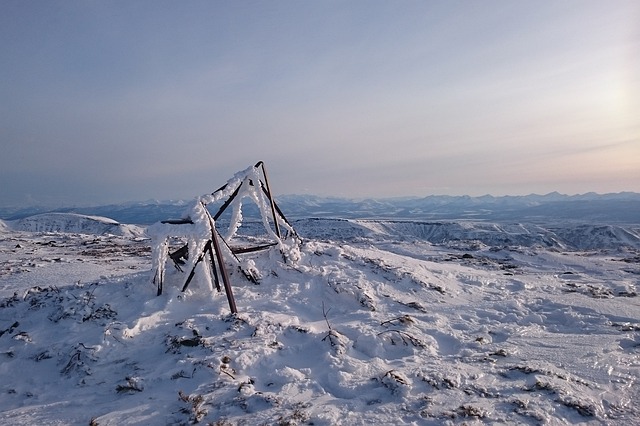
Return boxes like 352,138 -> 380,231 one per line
0,201 -> 190,225
277,192 -> 640,224
1,192 -> 638,225
4,213 -> 145,237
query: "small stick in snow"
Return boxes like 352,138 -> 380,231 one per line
220,367 -> 236,380
377,329 -> 426,348
322,301 -> 333,331
380,315 -> 414,326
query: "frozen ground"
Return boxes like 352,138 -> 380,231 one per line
0,214 -> 639,425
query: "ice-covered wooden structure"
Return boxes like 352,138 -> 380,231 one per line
149,161 -> 300,313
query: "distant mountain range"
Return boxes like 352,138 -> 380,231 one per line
1,210 -> 639,252
1,192 -> 639,225
276,192 -> 640,224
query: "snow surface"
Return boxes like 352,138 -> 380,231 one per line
0,213 -> 639,425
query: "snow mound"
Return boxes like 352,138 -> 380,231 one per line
9,213 -> 145,237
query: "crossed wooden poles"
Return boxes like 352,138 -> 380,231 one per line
153,161 -> 298,314
158,205 -> 238,313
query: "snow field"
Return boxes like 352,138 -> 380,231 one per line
0,224 -> 639,425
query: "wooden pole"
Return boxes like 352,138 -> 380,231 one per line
210,228 -> 237,314
203,202 -> 237,314
257,161 -> 282,239
206,242 -> 222,292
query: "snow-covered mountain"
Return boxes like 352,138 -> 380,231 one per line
5,213 -> 145,237
292,218 -> 640,251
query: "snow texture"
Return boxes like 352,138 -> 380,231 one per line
0,212 -> 639,425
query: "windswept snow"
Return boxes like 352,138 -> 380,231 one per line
0,214 -> 639,425
0,231 -> 150,298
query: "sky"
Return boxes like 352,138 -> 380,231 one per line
1,0 -> 639,207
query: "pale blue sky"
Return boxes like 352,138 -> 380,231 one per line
1,1 -> 638,206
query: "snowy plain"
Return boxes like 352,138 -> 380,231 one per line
0,199 -> 639,425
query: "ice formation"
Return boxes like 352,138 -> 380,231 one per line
148,162 -> 300,302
